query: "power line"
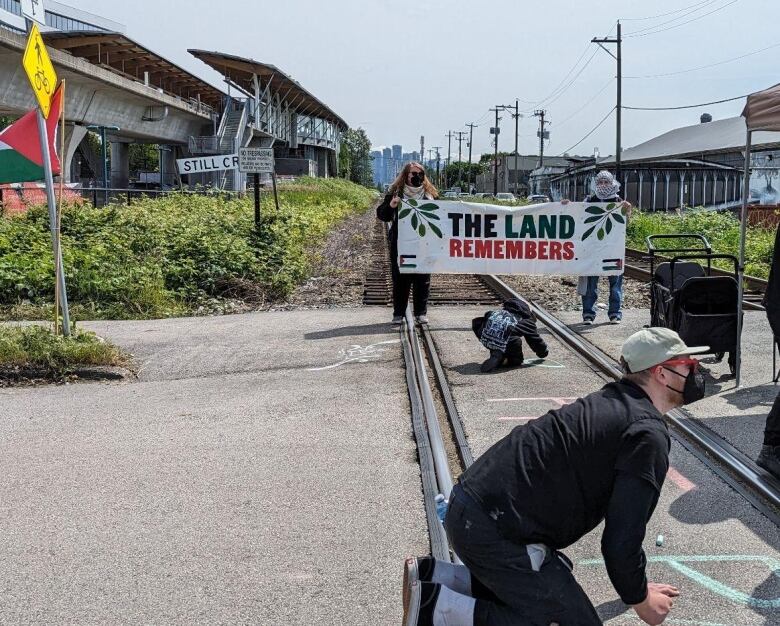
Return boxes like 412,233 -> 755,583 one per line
621,0 -> 718,21
522,48 -> 600,113
625,41 -> 780,79
552,78 -> 615,128
623,0 -> 720,32
624,0 -> 739,37
623,93 -> 750,111
557,107 -> 616,156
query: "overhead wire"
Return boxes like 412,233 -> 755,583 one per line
624,0 -> 739,37
620,0 -> 719,20
557,107 -> 616,156
624,41 -> 780,79
623,93 -> 750,111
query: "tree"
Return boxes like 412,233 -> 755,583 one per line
129,144 -> 159,173
0,116 -> 13,131
339,128 -> 373,187
443,161 -> 485,191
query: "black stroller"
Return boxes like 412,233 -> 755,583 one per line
647,234 -> 740,375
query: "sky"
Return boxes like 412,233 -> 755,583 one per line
70,0 -> 779,162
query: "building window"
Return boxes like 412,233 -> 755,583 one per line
0,0 -> 22,16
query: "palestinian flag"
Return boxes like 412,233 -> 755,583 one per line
0,84 -> 62,184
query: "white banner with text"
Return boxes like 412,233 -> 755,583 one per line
397,200 -> 626,275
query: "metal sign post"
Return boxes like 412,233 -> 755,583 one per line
23,21 -> 71,336
239,147 -> 276,231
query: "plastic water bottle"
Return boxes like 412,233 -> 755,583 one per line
435,493 -> 448,523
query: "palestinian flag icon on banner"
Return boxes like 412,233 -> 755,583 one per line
0,83 -> 62,184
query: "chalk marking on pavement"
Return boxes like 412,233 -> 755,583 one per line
581,555 -> 780,610
523,358 -> 566,369
667,467 -> 697,493
497,416 -> 538,422
487,396 -> 577,406
307,339 -> 401,371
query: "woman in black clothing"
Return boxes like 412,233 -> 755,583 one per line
376,162 -> 439,324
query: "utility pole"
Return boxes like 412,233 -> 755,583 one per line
489,108 -> 501,196
533,110 -> 549,170
592,20 -> 622,182
454,130 -> 467,190
432,146 -> 442,188
466,122 -> 478,193
445,131 -> 453,189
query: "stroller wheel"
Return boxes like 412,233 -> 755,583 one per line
713,352 -> 725,362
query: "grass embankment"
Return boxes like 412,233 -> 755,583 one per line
0,325 -> 126,379
627,209 -> 776,279
0,177 -> 376,320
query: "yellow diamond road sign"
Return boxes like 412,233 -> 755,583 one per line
22,23 -> 57,118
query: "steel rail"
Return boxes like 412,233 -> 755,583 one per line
483,274 -> 780,525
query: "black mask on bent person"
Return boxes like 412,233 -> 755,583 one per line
410,173 -> 424,187
664,367 -> 706,404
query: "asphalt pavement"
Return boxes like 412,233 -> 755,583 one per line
0,309 -> 426,624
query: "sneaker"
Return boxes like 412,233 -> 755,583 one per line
609,317 -> 621,325
582,318 -> 594,326
415,315 -> 429,325
403,557 -> 435,618
480,350 -> 504,373
757,445 -> 780,479
402,581 -> 439,626
392,316 -> 404,325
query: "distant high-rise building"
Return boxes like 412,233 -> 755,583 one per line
392,145 -> 402,178
370,151 -> 382,186
382,147 -> 392,185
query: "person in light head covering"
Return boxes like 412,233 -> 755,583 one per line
563,170 -> 633,325
594,170 -> 621,200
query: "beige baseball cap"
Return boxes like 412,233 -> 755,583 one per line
621,327 -> 709,373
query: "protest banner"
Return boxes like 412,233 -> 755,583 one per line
396,199 -> 626,275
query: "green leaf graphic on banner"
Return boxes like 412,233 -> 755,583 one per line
613,213 -> 625,224
419,223 -> 426,237
584,215 -> 602,224
606,219 -> 613,234
418,203 -> 439,211
585,206 -> 605,215
412,213 -> 418,229
399,208 -> 411,219
606,202 -> 616,210
428,223 -> 443,238
408,198 -> 418,207
420,211 -> 440,220
597,228 -> 605,240
582,225 -> 596,241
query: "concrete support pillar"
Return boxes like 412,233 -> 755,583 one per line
61,124 -> 88,183
679,171 -> 686,209
638,172 -> 644,210
110,141 -> 130,189
652,172 -> 658,212
159,145 -> 177,189
664,172 -> 671,211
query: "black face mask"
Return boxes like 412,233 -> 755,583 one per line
664,366 -> 706,405
409,173 -> 424,187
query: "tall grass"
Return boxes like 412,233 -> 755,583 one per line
627,209 -> 776,278
0,177 -> 376,319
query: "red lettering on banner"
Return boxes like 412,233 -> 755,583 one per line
526,241 -> 537,259
475,240 -> 493,258
494,240 -> 505,259
549,241 -> 562,259
505,241 -> 523,259
563,242 -> 575,260
538,241 -> 549,260
450,239 -> 463,256
464,240 -> 474,257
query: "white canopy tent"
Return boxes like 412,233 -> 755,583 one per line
737,83 -> 780,384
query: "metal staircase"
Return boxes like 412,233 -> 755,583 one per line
217,101 -> 249,191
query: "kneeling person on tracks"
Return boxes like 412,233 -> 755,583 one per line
472,298 -> 549,372
404,327 -> 708,626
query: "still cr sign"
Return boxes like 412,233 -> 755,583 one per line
176,154 -> 239,174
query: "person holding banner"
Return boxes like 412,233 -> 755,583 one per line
377,162 -> 439,324
563,170 -> 632,325
402,327 -> 705,626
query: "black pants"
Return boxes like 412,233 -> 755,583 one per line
390,258 -> 430,317
764,391 -> 780,446
445,485 -> 601,625
472,318 -> 525,366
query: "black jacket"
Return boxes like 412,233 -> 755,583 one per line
472,298 -> 549,357
764,225 -> 780,337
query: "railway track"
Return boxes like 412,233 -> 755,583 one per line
399,274 -> 780,562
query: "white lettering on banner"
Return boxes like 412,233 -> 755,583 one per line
176,154 -> 239,174
397,200 -> 626,276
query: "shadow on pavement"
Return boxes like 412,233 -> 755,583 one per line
304,323 -> 396,340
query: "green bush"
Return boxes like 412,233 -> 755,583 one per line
0,324 -> 124,374
627,209 -> 776,278
0,177 -> 376,319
